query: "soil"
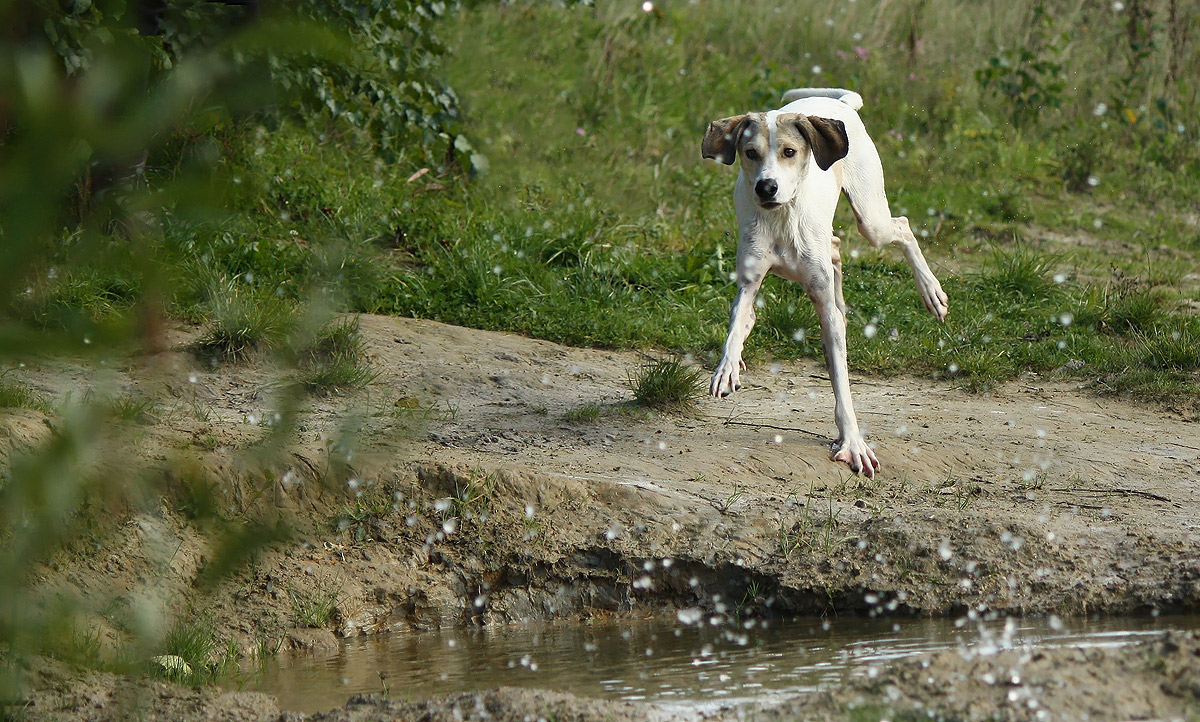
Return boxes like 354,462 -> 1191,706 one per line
3,314 -> 1199,721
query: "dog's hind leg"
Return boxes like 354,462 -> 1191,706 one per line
841,149 -> 949,321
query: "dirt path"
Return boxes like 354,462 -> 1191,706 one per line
4,314 -> 1200,721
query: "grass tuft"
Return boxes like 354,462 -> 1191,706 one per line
0,379 -> 49,412
1134,325 -> 1200,371
628,358 -> 705,412
194,280 -> 294,361
289,579 -> 341,628
982,243 -> 1063,299
151,613 -> 238,687
295,316 -> 378,393
565,403 -> 603,423
107,395 -> 155,424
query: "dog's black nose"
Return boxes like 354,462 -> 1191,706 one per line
754,178 -> 778,199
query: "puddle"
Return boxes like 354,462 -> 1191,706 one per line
242,613 -> 1198,714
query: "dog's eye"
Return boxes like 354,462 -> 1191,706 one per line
744,148 -> 760,161
783,147 -> 797,158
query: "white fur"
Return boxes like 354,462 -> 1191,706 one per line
708,88 -> 949,478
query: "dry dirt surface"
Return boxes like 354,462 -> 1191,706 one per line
4,314 -> 1200,721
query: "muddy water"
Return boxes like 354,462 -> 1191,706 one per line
246,614 -> 1198,714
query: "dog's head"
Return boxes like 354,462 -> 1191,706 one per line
702,112 -> 848,210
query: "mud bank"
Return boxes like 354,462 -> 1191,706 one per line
3,315 -> 1199,719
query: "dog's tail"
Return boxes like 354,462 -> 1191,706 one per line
780,87 -> 864,110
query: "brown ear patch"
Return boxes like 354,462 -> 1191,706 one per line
701,114 -> 749,165
794,116 -> 849,171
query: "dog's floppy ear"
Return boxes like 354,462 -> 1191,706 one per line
702,114 -> 749,165
794,115 -> 849,171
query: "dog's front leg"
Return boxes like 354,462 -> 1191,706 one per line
809,267 -> 881,478
711,260 -> 767,398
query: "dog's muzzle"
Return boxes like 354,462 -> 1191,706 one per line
754,178 -> 778,200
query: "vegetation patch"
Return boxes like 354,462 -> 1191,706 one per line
294,316 -> 378,393
628,358 -> 705,412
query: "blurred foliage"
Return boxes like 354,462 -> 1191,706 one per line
278,0 -> 480,170
0,0 -> 461,706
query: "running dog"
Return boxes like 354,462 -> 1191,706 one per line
702,87 -> 948,477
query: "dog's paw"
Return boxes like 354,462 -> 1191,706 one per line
833,437 -> 880,478
919,277 -> 949,322
916,275 -> 945,321
710,356 -> 742,398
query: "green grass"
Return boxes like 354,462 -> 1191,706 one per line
194,279 -> 295,361
151,614 -> 239,687
0,379 -> 49,412
289,579 -> 341,628
564,403 -> 603,423
294,316 -> 378,393
107,395 -> 155,424
628,358 -> 705,412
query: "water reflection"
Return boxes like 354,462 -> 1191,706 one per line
245,613 -> 1197,714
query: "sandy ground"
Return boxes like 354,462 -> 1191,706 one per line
3,314 -> 1200,721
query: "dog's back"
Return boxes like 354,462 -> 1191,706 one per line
780,87 -> 863,111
